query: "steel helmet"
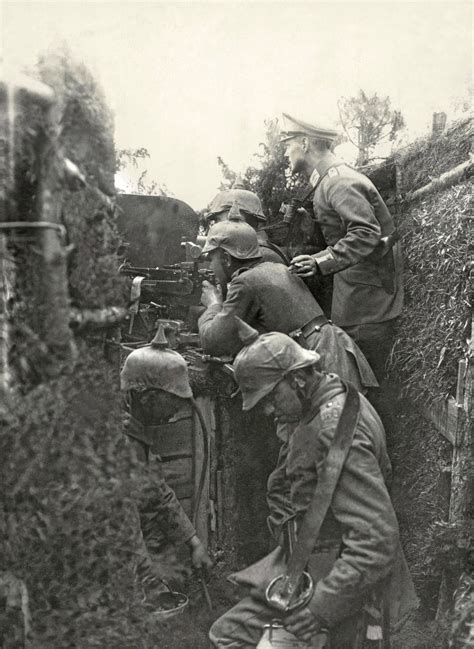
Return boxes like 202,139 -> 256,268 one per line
120,325 -> 193,398
207,176 -> 266,222
233,319 -> 320,411
201,221 -> 262,260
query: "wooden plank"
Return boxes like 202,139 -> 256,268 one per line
435,354 -> 472,620
422,397 -> 460,445
456,359 -> 468,404
449,354 -> 473,521
404,156 -> 474,203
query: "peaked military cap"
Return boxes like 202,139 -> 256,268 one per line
280,113 -> 339,143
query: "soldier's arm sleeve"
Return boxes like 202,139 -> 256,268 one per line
307,425 -> 399,626
198,277 -> 260,356
142,469 -> 196,545
312,178 -> 382,275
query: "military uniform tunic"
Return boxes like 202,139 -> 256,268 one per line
123,407 -> 196,548
210,374 -> 417,648
198,260 -> 377,391
311,160 -> 403,328
269,374 -> 397,625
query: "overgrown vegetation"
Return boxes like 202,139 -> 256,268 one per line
216,118 -> 307,219
1,344 -> 146,647
391,181 -> 472,406
399,117 -> 473,193
337,89 -> 405,165
1,50 -> 174,646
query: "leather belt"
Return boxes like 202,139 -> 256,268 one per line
291,314 -> 330,341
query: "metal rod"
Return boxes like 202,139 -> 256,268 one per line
200,575 -> 213,613
216,470 -> 224,543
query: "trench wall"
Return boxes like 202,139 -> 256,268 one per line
374,118 -> 473,644
0,52 -> 168,648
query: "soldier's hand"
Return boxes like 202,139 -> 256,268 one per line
187,535 -> 213,573
201,280 -> 223,308
289,255 -> 318,277
283,606 -> 322,642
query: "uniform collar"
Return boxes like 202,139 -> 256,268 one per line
301,373 -> 345,424
231,258 -> 262,279
313,156 -> 343,181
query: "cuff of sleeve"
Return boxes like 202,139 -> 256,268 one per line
313,249 -> 337,275
307,590 -> 338,628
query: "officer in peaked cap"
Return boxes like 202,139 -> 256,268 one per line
205,176 -> 288,265
281,112 -> 404,390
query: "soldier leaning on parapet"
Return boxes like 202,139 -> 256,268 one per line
205,178 -> 289,265
198,220 -> 377,395
281,113 -> 403,384
120,326 -> 212,583
210,321 -> 418,649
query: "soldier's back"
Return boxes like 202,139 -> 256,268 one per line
236,261 -> 324,333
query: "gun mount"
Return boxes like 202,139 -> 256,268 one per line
116,194 -> 213,348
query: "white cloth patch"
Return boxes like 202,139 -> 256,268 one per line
366,625 -> 383,640
310,169 -> 321,187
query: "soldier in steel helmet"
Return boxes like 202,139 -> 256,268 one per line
280,113 -> 403,385
121,326 -> 212,580
198,220 -> 377,395
209,321 -> 417,648
205,176 -> 289,265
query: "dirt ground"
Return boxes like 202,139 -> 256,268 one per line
148,560 -> 448,649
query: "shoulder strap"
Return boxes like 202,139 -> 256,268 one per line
268,382 -> 361,610
259,240 -> 290,265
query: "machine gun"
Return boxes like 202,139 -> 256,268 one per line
119,255 -> 215,346
115,193 -> 218,348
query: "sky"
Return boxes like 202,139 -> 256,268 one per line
2,1 -> 472,209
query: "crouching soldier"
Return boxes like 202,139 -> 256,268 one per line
198,220 -> 377,395
120,326 -> 212,579
209,320 -> 417,648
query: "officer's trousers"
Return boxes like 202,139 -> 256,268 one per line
342,319 -> 398,384
342,318 -> 398,441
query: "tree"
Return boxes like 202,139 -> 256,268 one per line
337,90 -> 405,165
115,147 -> 171,196
216,118 -> 307,221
